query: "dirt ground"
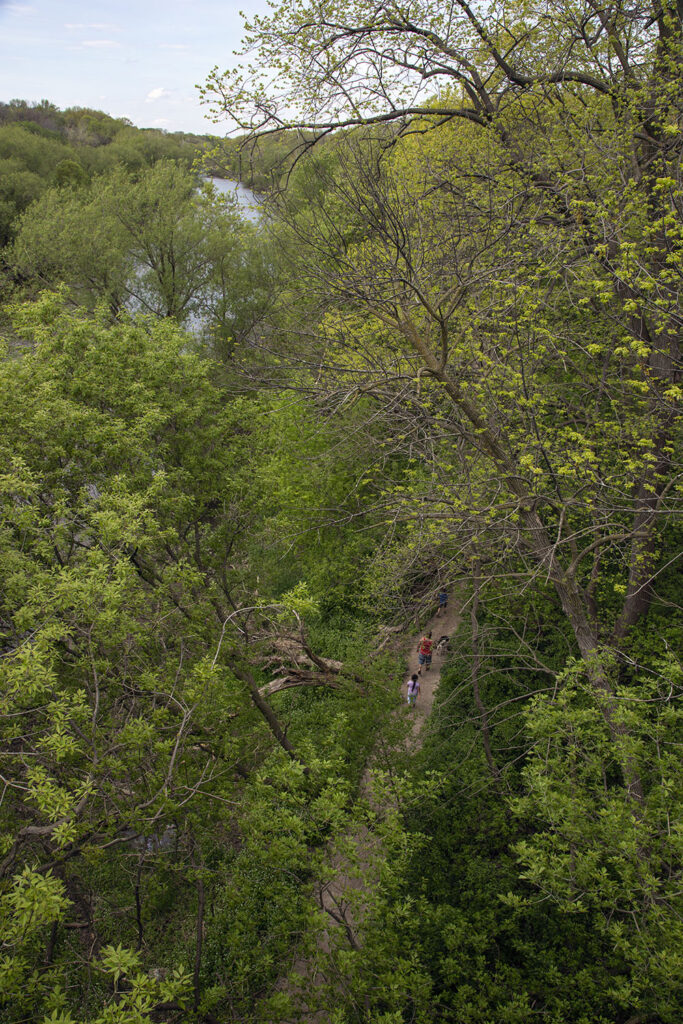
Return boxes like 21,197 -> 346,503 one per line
276,599 -> 461,1022
406,599 -> 462,745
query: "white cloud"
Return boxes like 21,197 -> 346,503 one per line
81,39 -> 119,48
159,43 -> 188,51
152,118 -> 171,128
146,87 -> 171,103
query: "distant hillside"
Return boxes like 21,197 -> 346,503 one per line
0,98 -> 213,149
0,99 -> 214,247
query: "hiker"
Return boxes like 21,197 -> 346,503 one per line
417,631 -> 433,674
406,673 -> 420,707
437,588 -> 448,616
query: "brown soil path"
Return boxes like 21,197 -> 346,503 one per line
276,600 -> 460,1022
405,599 -> 461,746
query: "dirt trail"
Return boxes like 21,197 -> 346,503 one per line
277,601 -> 460,1022
404,600 -> 461,746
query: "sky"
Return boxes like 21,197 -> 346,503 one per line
0,0 -> 269,135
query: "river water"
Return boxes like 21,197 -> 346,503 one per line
207,176 -> 260,221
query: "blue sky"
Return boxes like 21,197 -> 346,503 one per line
0,0 -> 268,134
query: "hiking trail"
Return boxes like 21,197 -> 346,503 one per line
277,600 -> 461,1022
404,600 -> 462,746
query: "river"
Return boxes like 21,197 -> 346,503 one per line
206,176 -> 260,221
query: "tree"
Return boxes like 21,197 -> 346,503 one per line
0,295 -> 308,1018
53,159 -> 88,188
201,3 -> 683,1011
204,0 -> 682,765
8,180 -> 132,312
8,162 -> 271,336
0,125 -> 74,246
0,292 -> 399,1020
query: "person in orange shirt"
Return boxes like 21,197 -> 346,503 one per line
417,631 -> 433,675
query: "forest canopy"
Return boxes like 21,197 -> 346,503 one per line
1,1 -> 682,1020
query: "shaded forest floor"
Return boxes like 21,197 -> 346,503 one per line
405,600 -> 462,747
277,600 -> 461,1022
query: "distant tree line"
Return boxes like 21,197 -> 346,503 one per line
0,99 -> 212,250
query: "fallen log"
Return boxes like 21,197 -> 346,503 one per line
259,673 -> 341,698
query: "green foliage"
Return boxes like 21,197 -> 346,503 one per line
514,655 -> 683,1020
53,159 -> 88,189
8,162 -> 272,338
205,129 -> 319,193
0,125 -> 74,245
0,101 -> 209,250
1,0 -> 682,1016
0,297 -> 252,1018
335,659 -> 650,1023
0,293 -> 399,1021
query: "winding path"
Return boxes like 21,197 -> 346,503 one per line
277,600 -> 461,1022
405,600 -> 462,746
